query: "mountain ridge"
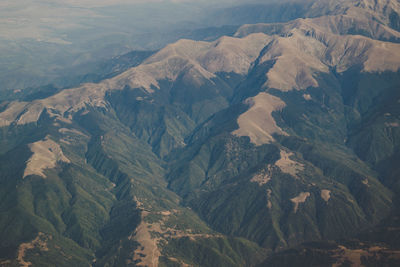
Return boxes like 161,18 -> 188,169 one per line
1,0 -> 400,266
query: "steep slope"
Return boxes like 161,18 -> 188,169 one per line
166,3 -> 400,255
0,33 -> 271,157
0,33 -> 274,266
0,89 -> 267,267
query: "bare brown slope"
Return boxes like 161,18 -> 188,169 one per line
0,33 -> 271,127
236,14 -> 400,42
232,11 -> 400,145
236,0 -> 400,41
260,28 -> 400,91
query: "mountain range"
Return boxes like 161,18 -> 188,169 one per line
0,0 -> 400,266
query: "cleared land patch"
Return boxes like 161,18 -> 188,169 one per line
24,136 -> 70,178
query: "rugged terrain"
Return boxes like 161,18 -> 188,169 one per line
0,0 -> 400,266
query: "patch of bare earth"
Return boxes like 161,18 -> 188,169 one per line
251,167 -> 274,209
321,189 -> 331,202
267,189 -> 272,209
17,233 -> 50,267
232,92 -> 287,145
0,260 -> 11,265
130,210 -> 221,266
130,213 -> 161,267
290,192 -> 310,213
168,257 -> 190,267
332,245 -> 400,267
58,127 -> 88,137
362,178 -> 370,187
251,165 -> 273,186
276,150 -> 304,178
23,136 -> 70,178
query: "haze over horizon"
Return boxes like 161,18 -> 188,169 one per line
0,0 -> 292,93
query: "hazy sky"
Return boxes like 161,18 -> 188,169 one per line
0,0 -> 266,41
0,0 -> 291,92
0,0 -> 270,9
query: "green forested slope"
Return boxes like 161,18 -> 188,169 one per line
1,1 -> 400,266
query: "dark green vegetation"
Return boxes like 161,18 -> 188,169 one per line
1,0 -> 400,266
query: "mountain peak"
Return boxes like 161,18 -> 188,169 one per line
1,1 -> 400,265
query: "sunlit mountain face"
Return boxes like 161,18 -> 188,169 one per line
0,0 -> 400,266
0,0 -> 244,95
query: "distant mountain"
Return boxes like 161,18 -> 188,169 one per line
0,0 -> 400,266
209,0 -> 400,30
0,0 -> 240,94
